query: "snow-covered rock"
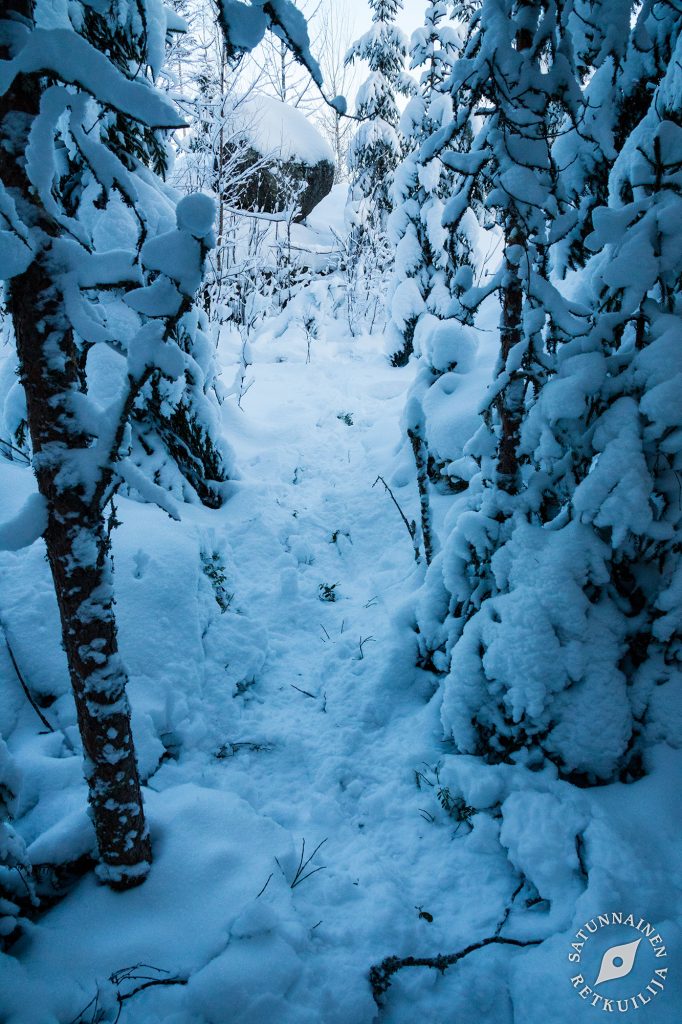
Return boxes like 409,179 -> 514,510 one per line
232,95 -> 335,221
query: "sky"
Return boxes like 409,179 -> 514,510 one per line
347,0 -> 428,37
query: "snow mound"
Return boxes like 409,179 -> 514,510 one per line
0,785 -> 299,1024
239,94 -> 334,166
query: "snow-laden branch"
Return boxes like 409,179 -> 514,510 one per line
0,30 -> 185,129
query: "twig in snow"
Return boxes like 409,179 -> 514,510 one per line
113,977 -> 187,1023
110,964 -> 171,986
2,628 -> 54,733
215,740 -> 274,759
71,965 -> 187,1024
290,837 -> 328,889
68,990 -> 103,1024
414,764 -> 436,789
358,635 -> 375,659
0,436 -> 31,465
575,834 -> 588,882
320,624 -> 331,641
290,683 -> 317,699
255,873 -> 273,899
494,879 -> 525,936
110,964 -> 187,1023
372,475 -> 421,563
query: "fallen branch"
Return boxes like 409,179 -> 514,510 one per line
368,935 -> 542,1005
112,964 -> 187,1023
373,475 -> 421,563
369,879 -> 539,1005
69,965 -> 187,1024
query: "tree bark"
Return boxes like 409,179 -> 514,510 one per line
408,424 -> 435,565
495,207 -> 525,495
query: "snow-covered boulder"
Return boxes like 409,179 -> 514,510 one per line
232,94 -> 335,221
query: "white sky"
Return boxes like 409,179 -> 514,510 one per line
349,0 -> 428,37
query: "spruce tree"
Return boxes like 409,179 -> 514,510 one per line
411,0 -> 603,770
418,0 -> 583,613
387,0 -> 459,368
517,7 -> 682,775
556,0 -> 679,271
344,0 -> 411,333
347,0 -> 410,224
419,0 -> 682,782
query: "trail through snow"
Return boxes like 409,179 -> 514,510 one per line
1,322 -> 681,1024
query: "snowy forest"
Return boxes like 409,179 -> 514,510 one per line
0,0 -> 680,1020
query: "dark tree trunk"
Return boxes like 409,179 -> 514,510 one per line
0,43 -> 151,887
495,208 -> 525,495
408,424 -> 435,565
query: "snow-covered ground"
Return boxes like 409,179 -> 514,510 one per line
1,312 -> 680,1023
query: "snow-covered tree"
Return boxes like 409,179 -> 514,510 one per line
346,0 -> 410,223
344,0 -> 411,334
513,13 -> 682,776
386,0 -> 459,368
556,0 -> 680,272
411,0 -> 602,764
401,0 -> 583,570
418,0 -> 682,783
383,2 -> 463,561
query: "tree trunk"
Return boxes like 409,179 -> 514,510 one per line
0,54 -> 151,887
408,424 -> 435,565
495,208 -> 525,495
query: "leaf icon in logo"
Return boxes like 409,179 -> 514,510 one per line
594,938 -> 642,986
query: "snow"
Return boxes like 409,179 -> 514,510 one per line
0,493 -> 47,552
239,94 -> 334,166
0,184 -> 33,279
176,193 -> 217,239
